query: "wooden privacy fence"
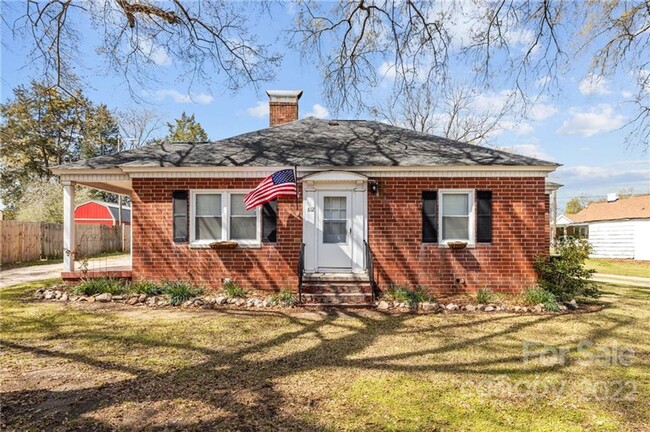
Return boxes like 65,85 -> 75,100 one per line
0,221 -> 131,266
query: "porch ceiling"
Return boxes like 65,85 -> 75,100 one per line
75,180 -> 133,196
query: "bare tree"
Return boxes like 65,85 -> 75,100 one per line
376,81 -> 517,145
291,0 -> 650,148
6,0 -> 280,96
118,107 -> 164,149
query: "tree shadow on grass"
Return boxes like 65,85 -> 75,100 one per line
0,305 -> 641,431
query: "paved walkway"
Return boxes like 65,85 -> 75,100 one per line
592,273 -> 650,288
0,255 -> 131,288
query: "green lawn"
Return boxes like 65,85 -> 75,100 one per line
585,258 -> 650,278
1,280 -> 648,431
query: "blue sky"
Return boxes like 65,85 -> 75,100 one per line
1,2 -> 649,211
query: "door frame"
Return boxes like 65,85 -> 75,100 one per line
302,171 -> 368,274
316,190 -> 353,271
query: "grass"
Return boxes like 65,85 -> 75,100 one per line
222,280 -> 247,298
476,287 -> 498,304
0,251 -> 129,270
523,286 -> 560,311
162,280 -> 204,306
73,277 -> 129,296
1,280 -> 648,431
269,289 -> 297,307
585,258 -> 650,278
384,284 -> 435,305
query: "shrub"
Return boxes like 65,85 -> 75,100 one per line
270,289 -> 297,307
128,280 -> 163,296
524,286 -> 559,311
385,284 -> 435,305
162,280 -> 204,306
476,287 -> 497,304
534,238 -> 600,301
222,280 -> 247,298
73,278 -> 127,296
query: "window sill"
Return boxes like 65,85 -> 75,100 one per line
189,242 -> 262,250
439,242 -> 476,249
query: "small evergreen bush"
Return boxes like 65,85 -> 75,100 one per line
534,238 -> 600,301
73,278 -> 127,296
270,289 -> 297,307
162,280 -> 204,306
222,280 -> 247,298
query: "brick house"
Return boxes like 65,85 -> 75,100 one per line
53,90 -> 560,304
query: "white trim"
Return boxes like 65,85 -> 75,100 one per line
438,189 -> 476,247
302,171 -> 368,182
189,190 -> 262,248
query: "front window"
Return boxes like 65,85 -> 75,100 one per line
440,191 -> 475,244
191,191 -> 260,245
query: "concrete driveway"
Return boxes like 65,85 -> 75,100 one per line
0,255 -> 131,288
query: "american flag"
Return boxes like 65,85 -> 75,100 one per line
244,169 -> 297,210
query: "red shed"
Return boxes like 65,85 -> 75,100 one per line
74,201 -> 131,226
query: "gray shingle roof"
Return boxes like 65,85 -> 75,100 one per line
56,117 -> 557,170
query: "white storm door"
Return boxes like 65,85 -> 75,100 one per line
317,191 -> 353,271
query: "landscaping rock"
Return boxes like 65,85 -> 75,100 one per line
533,304 -> 544,313
138,294 -> 147,303
215,296 -> 227,305
247,298 -> 257,307
44,291 -> 56,300
112,295 -> 125,301
559,304 -> 568,311
377,300 -> 390,310
182,300 -> 194,308
60,293 -> 69,302
565,300 -> 579,310
235,298 -> 246,306
484,306 -> 495,312
54,290 -> 63,299
128,297 -> 139,306
87,296 -> 96,303
262,299 -> 272,307
466,304 -> 477,312
96,293 -> 112,302
228,297 -> 238,304
420,302 -> 436,312
194,299 -> 204,307
446,303 -> 459,311
513,306 -> 522,312
157,299 -> 168,306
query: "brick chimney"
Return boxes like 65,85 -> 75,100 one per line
267,90 -> 303,127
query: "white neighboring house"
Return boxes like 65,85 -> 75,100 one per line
557,194 -> 650,261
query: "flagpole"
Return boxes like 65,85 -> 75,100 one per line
294,165 -> 298,210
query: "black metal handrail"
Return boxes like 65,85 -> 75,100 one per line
297,243 -> 305,303
364,240 -> 377,303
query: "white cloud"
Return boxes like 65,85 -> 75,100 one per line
377,61 -> 397,79
552,162 -> 650,199
138,38 -> 172,66
146,89 -> 214,105
502,143 -> 551,160
497,120 -> 534,136
578,73 -> 611,95
556,104 -> 624,137
530,102 -> 558,121
621,90 -> 634,99
305,104 -> 329,119
246,101 -> 269,118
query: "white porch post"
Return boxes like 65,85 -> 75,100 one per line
63,181 -> 76,272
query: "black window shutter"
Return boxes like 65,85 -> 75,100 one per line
477,190 -> 493,243
172,190 -> 189,242
422,191 -> 438,243
262,199 -> 277,243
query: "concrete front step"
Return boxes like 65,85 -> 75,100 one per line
301,292 -> 373,305
303,272 -> 370,282
302,283 -> 372,294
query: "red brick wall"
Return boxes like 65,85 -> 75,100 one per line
269,102 -> 298,127
131,178 -> 302,291
368,177 -> 549,294
132,176 -> 549,294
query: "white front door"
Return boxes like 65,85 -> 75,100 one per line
316,191 -> 353,271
